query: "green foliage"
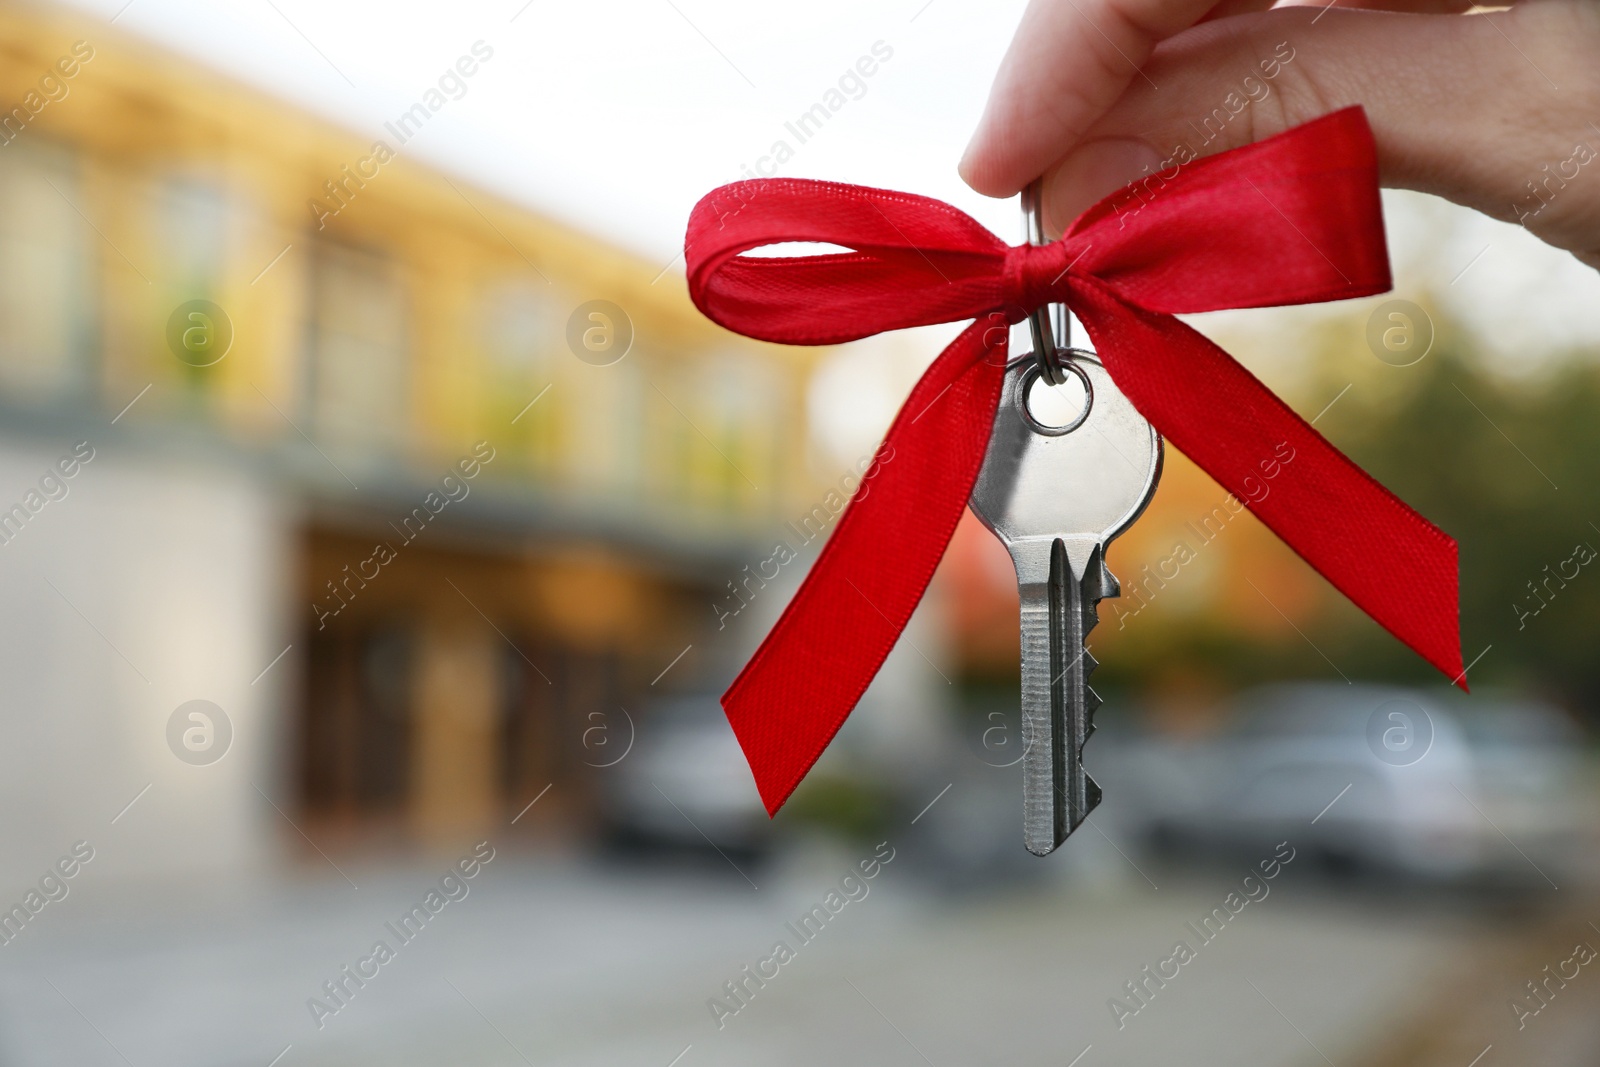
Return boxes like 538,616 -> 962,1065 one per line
783,771 -> 896,842
1327,344 -> 1600,711
1097,330 -> 1600,721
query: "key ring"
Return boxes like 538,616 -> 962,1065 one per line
1015,352 -> 1094,437
1019,179 -> 1094,434
1022,178 -> 1072,387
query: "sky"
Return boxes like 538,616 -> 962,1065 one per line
49,0 -> 1600,455
61,0 -> 1015,264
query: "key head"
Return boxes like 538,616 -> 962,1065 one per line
969,352 -> 1161,574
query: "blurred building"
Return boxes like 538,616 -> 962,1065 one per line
0,0 -> 825,874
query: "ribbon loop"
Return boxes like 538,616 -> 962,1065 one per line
684,107 -> 1464,816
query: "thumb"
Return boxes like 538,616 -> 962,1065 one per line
1042,3 -> 1600,266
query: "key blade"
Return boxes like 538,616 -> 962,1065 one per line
1048,538 -> 1082,850
1016,539 -> 1063,856
1018,539 -> 1112,855
1062,542 -> 1112,838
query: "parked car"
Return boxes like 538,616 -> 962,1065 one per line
1093,683 -> 1591,885
597,694 -> 773,858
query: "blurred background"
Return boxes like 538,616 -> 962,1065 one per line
0,0 -> 1597,1064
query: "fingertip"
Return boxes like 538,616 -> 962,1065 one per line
956,144 -> 985,195
959,127 -> 1024,199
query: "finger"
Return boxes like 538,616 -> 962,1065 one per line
1039,2 -> 1600,263
960,0 -> 1224,198
958,0 -> 1484,199
1277,0 -> 1478,12
1206,0 -> 1478,22
1203,0 -> 1277,21
1212,0 -> 1482,19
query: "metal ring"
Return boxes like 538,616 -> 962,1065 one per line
1016,351 -> 1094,437
1021,178 -> 1071,386
1029,317 -> 1067,385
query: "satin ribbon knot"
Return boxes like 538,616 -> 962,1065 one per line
684,107 -> 1464,815
1002,239 -> 1076,314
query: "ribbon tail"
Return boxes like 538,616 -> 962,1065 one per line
1072,281 -> 1464,686
722,319 -> 1009,814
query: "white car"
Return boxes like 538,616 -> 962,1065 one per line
597,695 -> 773,858
1095,683 -> 1591,885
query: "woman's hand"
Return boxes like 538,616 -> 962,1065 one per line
961,0 -> 1600,267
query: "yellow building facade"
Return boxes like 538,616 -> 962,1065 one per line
0,0 -> 823,843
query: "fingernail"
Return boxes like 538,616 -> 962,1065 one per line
1044,138 -> 1163,234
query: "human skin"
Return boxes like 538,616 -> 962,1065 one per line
961,0 -> 1600,267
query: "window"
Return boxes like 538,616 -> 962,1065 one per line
482,275 -> 558,379
480,275 -> 560,466
0,140 -> 90,398
306,244 -> 409,451
678,353 -> 778,512
156,175 -> 228,299
562,358 -> 645,497
152,175 -> 233,402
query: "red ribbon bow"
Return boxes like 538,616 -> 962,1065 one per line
686,107 -> 1462,815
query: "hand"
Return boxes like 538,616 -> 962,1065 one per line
961,0 -> 1600,267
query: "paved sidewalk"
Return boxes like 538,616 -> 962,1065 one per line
0,841 -> 1526,1067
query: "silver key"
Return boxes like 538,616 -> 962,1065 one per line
969,330 -> 1161,854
